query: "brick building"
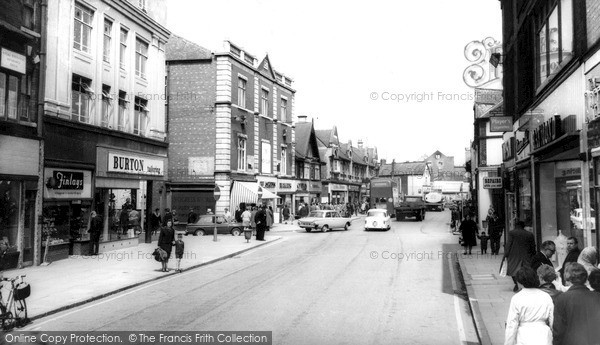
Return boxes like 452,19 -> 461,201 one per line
165,37 -> 295,218
500,0 -> 600,252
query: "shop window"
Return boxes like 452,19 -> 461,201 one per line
0,180 -> 19,249
71,75 -> 93,123
73,3 -> 93,53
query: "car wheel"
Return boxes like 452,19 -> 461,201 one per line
322,225 -> 329,233
305,229 -> 312,232
195,229 -> 205,236
416,212 -> 422,221
231,228 -> 242,236
344,222 -> 350,230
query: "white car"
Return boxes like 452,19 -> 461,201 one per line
298,210 -> 352,232
570,208 -> 596,230
364,209 -> 391,231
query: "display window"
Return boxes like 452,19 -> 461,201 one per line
42,203 -> 91,245
0,180 -> 19,248
517,168 -> 532,227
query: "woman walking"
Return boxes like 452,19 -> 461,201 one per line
158,220 -> 175,272
459,214 -> 478,255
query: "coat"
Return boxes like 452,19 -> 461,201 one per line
505,288 -> 553,345
553,285 -> 600,345
255,209 -> 267,231
459,219 -> 478,247
158,226 -> 174,258
266,209 -> 273,227
558,248 -> 581,283
531,251 -> 554,272
504,228 -> 536,277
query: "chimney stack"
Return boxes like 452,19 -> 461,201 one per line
357,140 -> 363,149
297,115 -> 308,123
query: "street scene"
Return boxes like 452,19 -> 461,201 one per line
1,0 -> 600,344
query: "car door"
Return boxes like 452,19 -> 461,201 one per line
330,211 -> 344,229
215,216 -> 228,234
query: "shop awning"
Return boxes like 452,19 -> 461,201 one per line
229,181 -> 279,211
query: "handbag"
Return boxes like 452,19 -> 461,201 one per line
499,257 -> 507,277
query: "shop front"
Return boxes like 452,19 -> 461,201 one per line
295,181 -> 310,211
329,183 -> 348,205
277,179 -> 295,212
42,168 -> 93,259
258,176 -> 280,222
514,124 -> 533,230
308,181 -> 322,205
95,147 -> 167,249
585,60 -> 600,255
0,135 -> 40,267
348,184 -> 360,204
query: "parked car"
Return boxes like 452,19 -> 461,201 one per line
364,209 -> 391,231
298,210 -> 352,232
185,215 -> 244,236
570,208 -> 596,230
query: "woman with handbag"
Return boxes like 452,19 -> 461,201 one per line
157,220 -> 175,272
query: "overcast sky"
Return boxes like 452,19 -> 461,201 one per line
165,0 -> 502,166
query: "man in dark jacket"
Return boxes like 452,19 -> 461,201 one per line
187,208 -> 198,224
553,263 -> 600,345
255,205 -> 267,241
88,211 -> 103,255
559,237 -> 581,286
504,221 -> 536,292
531,240 -> 556,271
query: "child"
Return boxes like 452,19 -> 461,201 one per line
174,233 -> 184,273
478,231 -> 490,254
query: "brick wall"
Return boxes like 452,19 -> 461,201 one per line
167,61 -> 217,181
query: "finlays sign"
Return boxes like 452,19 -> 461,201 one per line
108,153 -> 164,176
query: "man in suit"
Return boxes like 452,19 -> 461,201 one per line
531,240 -> 556,271
255,205 -> 267,241
504,220 -> 536,292
553,263 -> 600,345
559,237 -> 581,286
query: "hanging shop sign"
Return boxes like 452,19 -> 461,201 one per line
108,152 -> 164,176
502,137 -> 515,161
532,115 -> 562,150
491,117 -> 513,132
482,176 -> 503,189
44,168 -> 92,199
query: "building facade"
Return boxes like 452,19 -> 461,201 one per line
377,161 -> 432,197
165,37 -> 295,219
42,0 -> 170,261
0,0 -> 44,268
501,0 -> 600,254
293,119 -> 323,211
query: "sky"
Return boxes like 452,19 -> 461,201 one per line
165,0 -> 502,166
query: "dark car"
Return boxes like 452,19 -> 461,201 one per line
185,215 -> 244,236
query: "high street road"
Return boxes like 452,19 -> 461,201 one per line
24,211 -> 479,345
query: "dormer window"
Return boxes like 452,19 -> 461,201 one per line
435,154 -> 441,159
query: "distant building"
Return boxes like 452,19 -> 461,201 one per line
377,161 -> 431,196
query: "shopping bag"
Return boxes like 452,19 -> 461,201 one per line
499,257 -> 507,277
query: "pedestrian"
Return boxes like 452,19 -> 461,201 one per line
553,263 -> 600,345
504,266 -> 553,345
537,264 -> 562,303
559,237 -> 581,286
577,246 -> 599,276
157,220 -> 175,272
255,205 -> 267,241
224,208 -> 232,222
119,205 -> 130,236
504,220 -> 536,292
187,208 -> 198,224
129,208 -> 141,236
531,240 -> 556,272
266,206 -> 273,231
87,211 -> 102,256
589,269 -> 600,292
174,233 -> 184,273
163,208 -> 173,226
150,208 -> 162,235
241,206 -> 252,229
487,207 -> 503,255
235,206 -> 243,223
477,231 -> 489,254
282,204 -> 290,224
250,206 -> 258,232
459,214 -> 478,255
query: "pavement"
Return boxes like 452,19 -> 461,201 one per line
455,238 -> 513,345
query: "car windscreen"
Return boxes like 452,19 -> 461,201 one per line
308,211 -> 325,218
405,197 -> 422,202
198,215 -> 213,223
367,210 -> 386,217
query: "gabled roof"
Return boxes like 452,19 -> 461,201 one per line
337,143 -> 351,161
315,127 -> 339,148
379,161 -> 427,176
294,122 -> 320,162
258,55 -> 276,80
165,34 -> 213,61
351,146 -> 368,165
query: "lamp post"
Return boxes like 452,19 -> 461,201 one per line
213,185 -> 221,242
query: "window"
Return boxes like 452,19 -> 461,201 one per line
280,147 -> 287,175
138,0 -> 146,11
237,137 -> 247,171
310,165 -> 315,180
260,88 -> 269,116
118,91 -> 128,131
0,72 -> 20,121
296,161 -> 304,179
537,0 -> 573,86
101,85 -> 112,128
23,2 -> 35,30
237,77 -> 246,108
135,38 -> 148,79
315,165 -> 320,180
103,19 -> 112,63
261,141 -> 271,174
134,97 -> 148,136
71,75 -> 93,123
120,29 -> 128,69
280,98 -> 287,121
333,159 -> 341,172
73,3 -> 93,53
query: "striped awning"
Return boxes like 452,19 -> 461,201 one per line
230,181 -> 279,211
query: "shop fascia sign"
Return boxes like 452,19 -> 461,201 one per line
44,169 -> 92,199
108,152 -> 164,176
331,184 -> 348,191
490,116 -> 513,132
1,48 -> 26,74
532,115 -> 562,150
515,129 -> 530,160
259,181 -> 277,189
482,176 -> 502,189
